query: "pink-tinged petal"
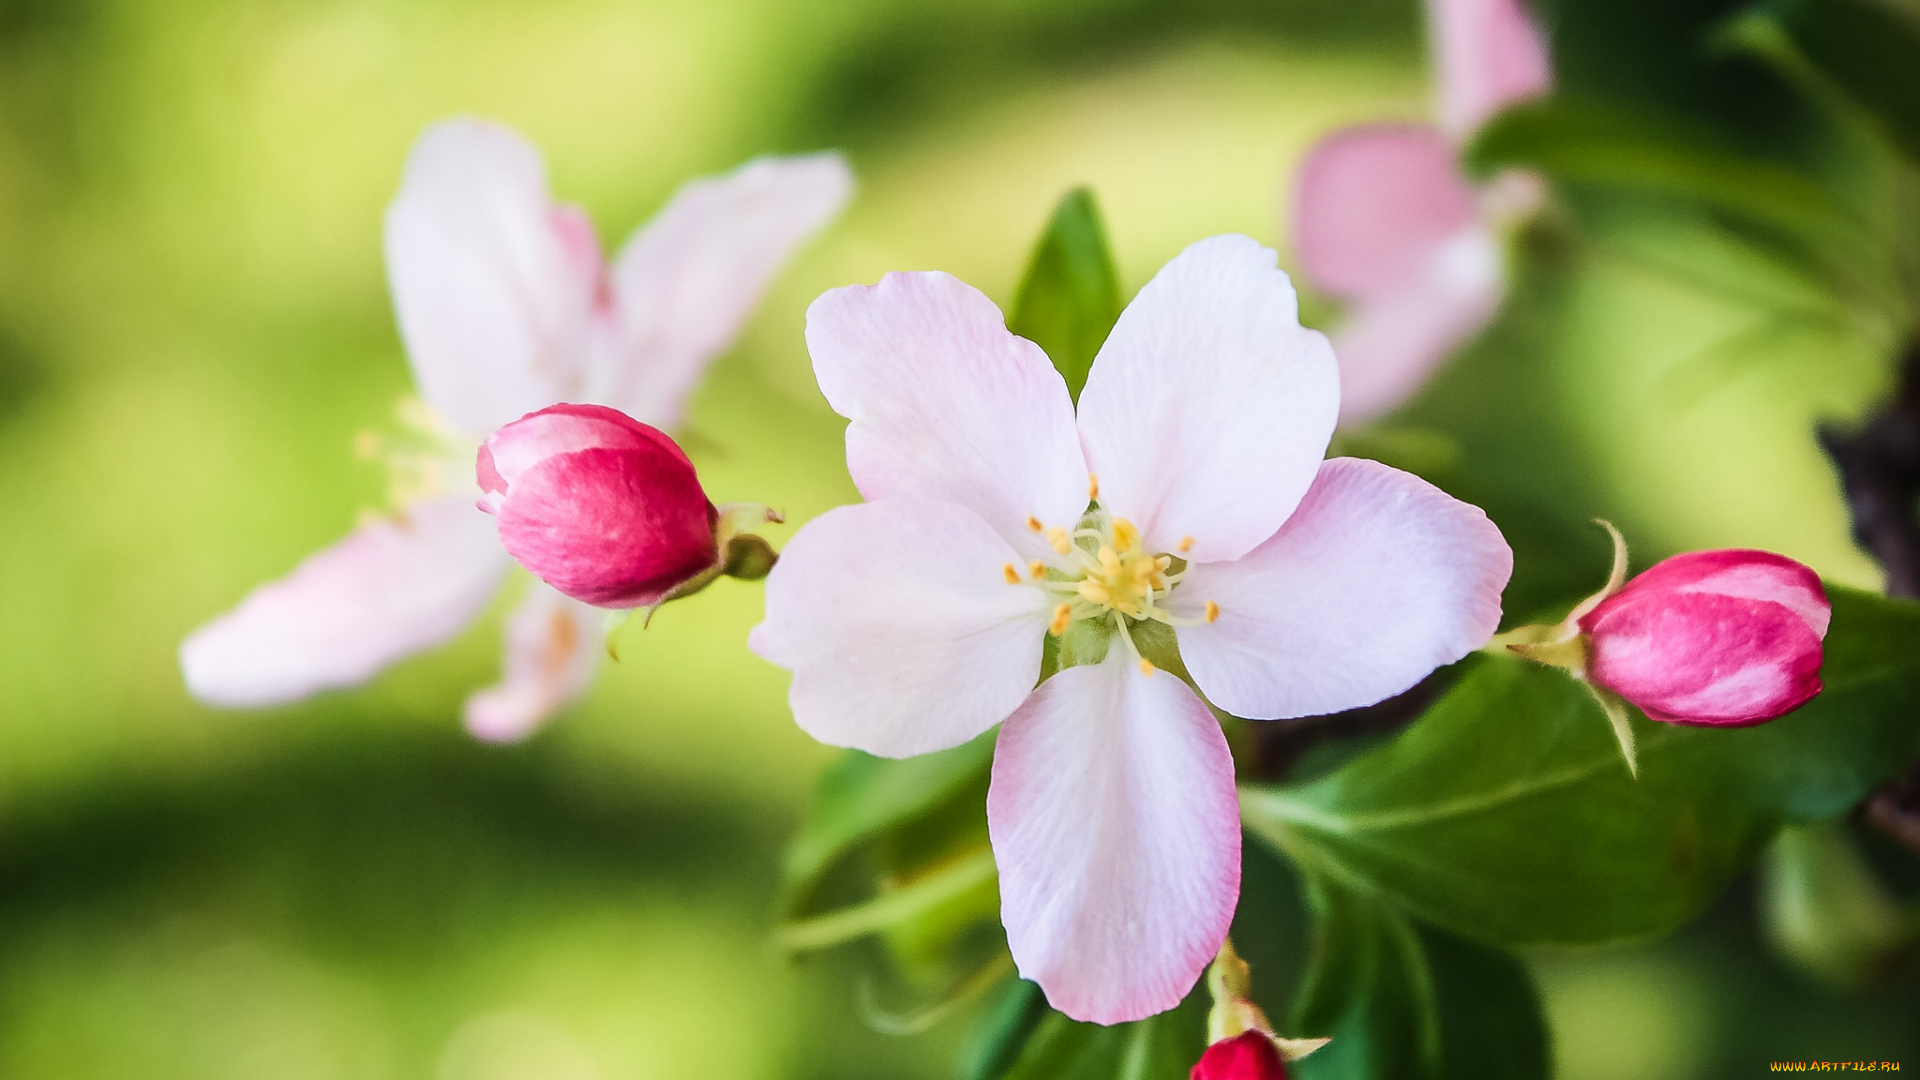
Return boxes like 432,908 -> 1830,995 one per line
807,272 -> 1088,559
1078,235 -> 1339,564
384,118 -> 598,435
1429,0 -> 1552,139
478,402 -> 694,497
1333,226 -> 1504,425
480,405 -> 719,609
989,650 -> 1241,1025
1171,458 -> 1510,719
464,584 -> 600,742
1585,591 -> 1825,727
1584,548 -> 1831,638
751,497 -> 1053,757
600,153 -> 854,429
180,495 -> 510,706
1292,126 -> 1480,304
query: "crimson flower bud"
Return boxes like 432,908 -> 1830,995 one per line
1577,549 -> 1830,726
1192,1031 -> 1288,1080
477,404 -> 719,608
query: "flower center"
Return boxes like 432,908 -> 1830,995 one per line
354,396 -> 477,512
1005,475 -> 1220,673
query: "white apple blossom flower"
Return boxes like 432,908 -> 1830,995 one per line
751,235 -> 1512,1023
181,117 -> 852,741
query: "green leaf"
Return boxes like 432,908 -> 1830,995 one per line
1008,188 -> 1122,404
994,991 -> 1207,1080
784,731 -> 996,902
1289,874 -> 1550,1080
959,977 -> 1049,1080
1464,97 -> 1860,244
1730,0 -> 1920,162
1243,586 -> 1920,946
1759,821 -> 1919,989
777,847 -> 997,953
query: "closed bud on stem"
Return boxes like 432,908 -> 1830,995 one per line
1191,940 -> 1328,1080
1580,549 -> 1830,727
1497,523 -> 1831,775
477,404 -> 779,609
1192,1032 -> 1288,1080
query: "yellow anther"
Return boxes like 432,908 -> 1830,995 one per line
1098,546 -> 1123,575
1048,603 -> 1073,636
1027,515 -> 1044,532
1088,473 -> 1100,500
1003,563 -> 1021,585
1028,560 -> 1047,579
1078,580 -> 1112,605
1138,657 -> 1155,676
1156,555 -> 1172,571
1148,572 -> 1167,590
1112,518 -> 1140,552
1046,527 -> 1073,555
1178,535 -> 1195,553
1204,600 -> 1220,623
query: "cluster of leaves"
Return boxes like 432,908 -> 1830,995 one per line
776,0 -> 1920,1075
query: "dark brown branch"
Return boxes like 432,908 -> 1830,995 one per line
1818,345 -> 1920,601
1824,344 -> 1920,856
1240,674 -> 1448,783
1864,762 -> 1920,858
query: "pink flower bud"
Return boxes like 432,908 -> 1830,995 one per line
1577,549 -> 1831,727
1191,1031 -> 1289,1080
477,403 -> 719,608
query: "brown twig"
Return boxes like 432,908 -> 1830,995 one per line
1818,345 -> 1920,601
1241,674 -> 1448,783
1823,344 -> 1920,856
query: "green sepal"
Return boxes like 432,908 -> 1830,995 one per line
1008,188 -> 1122,404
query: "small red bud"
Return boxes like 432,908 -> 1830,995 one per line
477,403 -> 719,608
1578,549 -> 1830,726
1191,1031 -> 1288,1080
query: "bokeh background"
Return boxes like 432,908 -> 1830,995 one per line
0,0 -> 1914,1076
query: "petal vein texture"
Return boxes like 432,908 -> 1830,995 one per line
750,497 -> 1053,757
807,271 -> 1088,560
1172,457 -> 1510,719
989,651 -> 1241,1025
1078,235 -> 1338,564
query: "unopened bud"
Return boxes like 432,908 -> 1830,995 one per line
1191,1031 -> 1287,1080
1193,940 -> 1327,1080
477,404 -> 719,608
1579,549 -> 1829,727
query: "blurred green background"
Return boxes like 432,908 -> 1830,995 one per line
0,0 -> 1911,1075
